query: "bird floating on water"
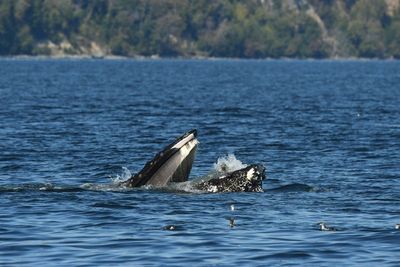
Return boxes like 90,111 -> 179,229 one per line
318,222 -> 337,231
395,224 -> 400,230
229,217 -> 236,228
163,225 -> 177,231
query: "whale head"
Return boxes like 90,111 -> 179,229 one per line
194,164 -> 266,193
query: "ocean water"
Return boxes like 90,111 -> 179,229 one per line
0,59 -> 399,266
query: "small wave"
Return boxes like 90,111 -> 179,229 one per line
165,181 -> 204,194
79,183 -> 133,192
139,181 -> 204,194
0,183 -> 83,193
268,183 -> 315,192
0,181 -> 199,194
0,182 -> 132,193
256,251 -> 312,260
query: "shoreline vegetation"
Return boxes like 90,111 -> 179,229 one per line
2,54 -> 400,61
1,0 -> 400,59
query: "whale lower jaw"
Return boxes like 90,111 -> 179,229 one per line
146,139 -> 198,186
122,130 -> 198,188
193,165 -> 266,193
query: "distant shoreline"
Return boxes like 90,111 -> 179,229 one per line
2,1 -> 400,62
1,55 -> 399,61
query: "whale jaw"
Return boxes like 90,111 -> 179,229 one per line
122,130 -> 198,188
194,165 -> 266,193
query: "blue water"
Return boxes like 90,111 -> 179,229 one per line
1,59 -> 400,266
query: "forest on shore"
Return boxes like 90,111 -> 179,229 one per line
1,0 -> 400,59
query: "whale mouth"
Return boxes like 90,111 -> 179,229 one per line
123,130 -> 198,188
121,130 -> 266,192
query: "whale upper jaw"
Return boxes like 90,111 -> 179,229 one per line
122,130 -> 198,188
193,165 -> 266,193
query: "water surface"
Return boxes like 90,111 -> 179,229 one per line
1,59 -> 400,266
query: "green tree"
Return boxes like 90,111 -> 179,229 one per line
0,1 -> 18,54
347,0 -> 387,57
385,7 -> 400,58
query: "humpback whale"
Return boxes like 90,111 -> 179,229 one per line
121,130 -> 266,192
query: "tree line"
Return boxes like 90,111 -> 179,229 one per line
1,0 -> 400,58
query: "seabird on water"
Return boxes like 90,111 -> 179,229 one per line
318,222 -> 337,231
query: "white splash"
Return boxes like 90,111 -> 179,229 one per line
162,181 -> 204,194
110,167 -> 132,184
213,154 -> 247,174
80,182 -> 131,192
